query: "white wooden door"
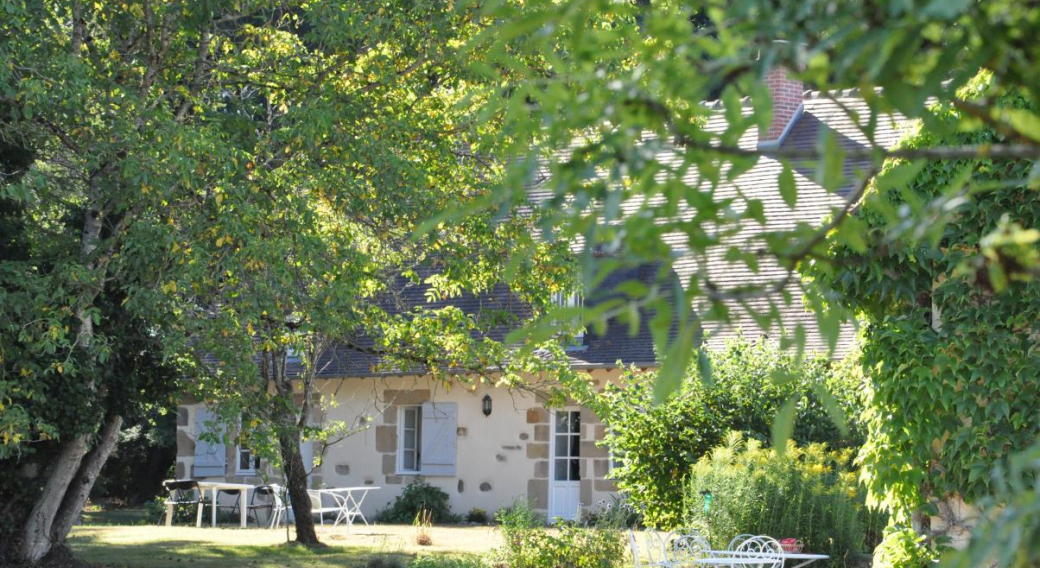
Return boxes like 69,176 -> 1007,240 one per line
548,410 -> 581,521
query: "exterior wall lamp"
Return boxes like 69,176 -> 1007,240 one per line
482,394 -> 492,417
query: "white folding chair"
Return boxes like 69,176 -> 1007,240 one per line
307,490 -> 343,526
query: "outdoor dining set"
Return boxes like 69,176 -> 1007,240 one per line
629,530 -> 829,568
161,479 -> 379,531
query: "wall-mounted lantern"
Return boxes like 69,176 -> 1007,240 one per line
482,394 -> 493,417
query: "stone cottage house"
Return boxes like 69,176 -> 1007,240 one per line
175,71 -> 906,522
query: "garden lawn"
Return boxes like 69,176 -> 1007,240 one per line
68,523 -> 502,568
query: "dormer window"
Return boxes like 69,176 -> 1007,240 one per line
552,290 -> 585,349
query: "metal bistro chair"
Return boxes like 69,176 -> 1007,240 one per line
248,484 -> 287,528
727,534 -> 757,551
733,535 -> 784,568
160,479 -> 211,526
628,528 -> 673,568
667,531 -> 712,566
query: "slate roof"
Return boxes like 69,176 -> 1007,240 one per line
305,89 -> 908,378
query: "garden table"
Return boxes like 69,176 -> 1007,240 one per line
714,551 -> 829,568
776,552 -> 829,568
194,481 -> 253,528
311,486 -> 379,529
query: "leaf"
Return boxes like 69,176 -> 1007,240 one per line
1001,109 -> 1040,143
772,396 -> 798,456
653,322 -> 696,404
779,165 -> 797,208
814,385 -> 850,436
920,0 -> 972,19
876,160 -> 926,192
697,350 -> 712,387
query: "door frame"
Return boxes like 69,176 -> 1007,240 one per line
546,407 -> 582,522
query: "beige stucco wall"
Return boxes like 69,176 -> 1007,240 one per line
176,369 -> 627,521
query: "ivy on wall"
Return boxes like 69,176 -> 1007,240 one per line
808,73 -> 1040,528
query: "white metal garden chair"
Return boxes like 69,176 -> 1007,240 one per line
731,535 -> 784,568
726,534 -> 757,551
628,529 -> 673,568
666,531 -> 713,565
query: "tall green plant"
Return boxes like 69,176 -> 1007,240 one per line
683,434 -> 884,568
592,337 -> 865,527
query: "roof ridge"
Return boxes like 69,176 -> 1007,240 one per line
700,86 -> 879,110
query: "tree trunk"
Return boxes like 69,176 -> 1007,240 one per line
279,432 -> 320,546
50,414 -> 124,546
17,434 -> 91,564
18,186 -> 107,564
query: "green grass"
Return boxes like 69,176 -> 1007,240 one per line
69,511 -> 502,568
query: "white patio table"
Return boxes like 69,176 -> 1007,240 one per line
195,481 -> 252,528
311,486 -> 380,529
776,552 -> 829,568
709,551 -> 830,568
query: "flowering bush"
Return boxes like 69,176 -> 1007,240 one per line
683,433 -> 885,567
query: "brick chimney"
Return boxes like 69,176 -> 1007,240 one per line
759,66 -> 804,149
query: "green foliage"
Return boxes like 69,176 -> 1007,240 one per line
376,478 -> 457,524
939,442 -> 1040,568
410,555 -> 487,568
872,526 -> 940,568
683,434 -> 885,568
407,553 -> 484,568
592,337 -> 865,527
367,556 -> 407,568
495,499 -> 544,529
464,508 -> 489,524
496,499 -> 625,568
808,77 -> 1040,547
451,0 -> 1040,404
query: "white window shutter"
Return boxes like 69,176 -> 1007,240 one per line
193,408 -> 226,477
420,402 -> 457,476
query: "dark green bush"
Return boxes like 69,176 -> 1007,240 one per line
465,507 -> 489,524
595,337 -> 866,526
683,433 -> 886,567
376,477 -> 457,524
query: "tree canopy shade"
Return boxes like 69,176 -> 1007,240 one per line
451,0 -> 1040,564
460,0 -> 1040,386
0,0 -> 575,562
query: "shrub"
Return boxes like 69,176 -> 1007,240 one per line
871,525 -> 940,568
367,555 -> 406,568
682,433 -> 886,567
582,496 -> 642,529
465,508 -> 489,524
410,555 -> 488,568
495,499 -> 625,568
495,498 -> 542,529
595,337 -> 866,526
376,477 -> 457,524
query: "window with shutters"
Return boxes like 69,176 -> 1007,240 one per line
398,405 -> 423,473
397,402 -> 458,476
